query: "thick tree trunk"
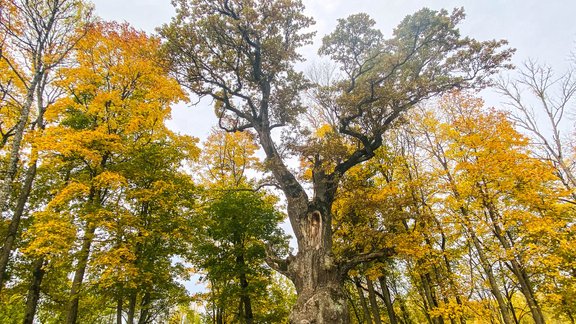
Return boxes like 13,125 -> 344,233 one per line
0,161 -> 37,290
287,248 -> 349,323
66,223 -> 96,324
281,203 -> 349,323
23,257 -> 46,324
258,129 -> 349,323
378,276 -> 399,324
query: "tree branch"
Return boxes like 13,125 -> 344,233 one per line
340,248 -> 395,275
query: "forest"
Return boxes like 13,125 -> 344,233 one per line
0,0 -> 575,323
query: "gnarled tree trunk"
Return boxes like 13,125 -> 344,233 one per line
259,128 -> 351,323
285,209 -> 349,323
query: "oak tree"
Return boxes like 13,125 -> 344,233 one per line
161,1 -> 513,321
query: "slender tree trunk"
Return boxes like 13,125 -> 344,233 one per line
137,291 -> 151,324
503,286 -> 520,324
507,258 -> 544,324
378,276 -> 399,324
117,296 -> 123,324
397,295 -> 413,324
0,74 -> 47,290
430,264 -> 456,324
0,161 -> 37,290
234,252 -> 253,323
441,252 -> 466,324
0,75 -> 40,215
407,260 -> 433,324
420,273 -> 444,324
483,202 -> 545,324
216,307 -> 223,324
433,157 -> 513,324
127,291 -> 137,324
467,230 -> 513,324
566,308 -> 575,324
346,283 -> 363,323
23,257 -> 46,324
355,277 -> 373,324
366,278 -> 382,324
65,222 -> 96,324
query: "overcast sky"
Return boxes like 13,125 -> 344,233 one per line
90,0 -> 576,138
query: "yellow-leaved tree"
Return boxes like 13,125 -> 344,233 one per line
20,21 -> 198,324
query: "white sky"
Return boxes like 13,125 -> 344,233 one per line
89,0 -> 576,294
90,0 -> 576,139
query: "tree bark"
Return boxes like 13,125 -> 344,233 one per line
346,287 -> 363,323
378,276 -> 399,324
0,74 -> 40,215
468,230 -> 513,324
117,297 -> 123,324
137,291 -> 151,324
397,295 -> 413,324
237,254 -> 254,324
216,307 -> 223,324
355,277 -> 373,324
430,150 -> 513,324
65,222 -> 96,324
366,278 -> 382,324
482,200 -> 545,324
127,291 -> 137,324
258,129 -> 350,323
420,273 -> 444,324
0,161 -> 37,290
23,257 -> 46,324
286,246 -> 349,324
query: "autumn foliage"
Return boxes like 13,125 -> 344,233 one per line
0,0 -> 575,323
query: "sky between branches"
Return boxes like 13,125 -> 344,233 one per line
90,0 -> 576,139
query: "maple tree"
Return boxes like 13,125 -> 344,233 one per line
0,0 -> 93,291
14,21 -> 197,324
329,91 -> 575,324
192,130 -> 293,323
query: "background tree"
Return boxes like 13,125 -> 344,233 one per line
194,189 -> 291,323
0,0 -> 93,291
192,130 -> 293,323
498,59 -> 576,201
8,21 -> 197,324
